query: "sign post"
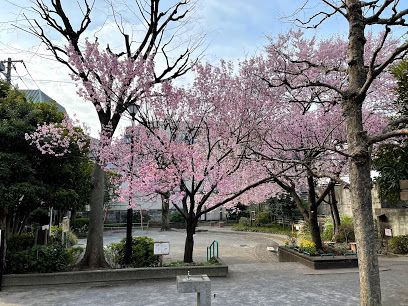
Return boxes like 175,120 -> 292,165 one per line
62,217 -> 70,247
154,241 -> 170,267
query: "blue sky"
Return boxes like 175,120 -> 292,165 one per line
0,0 -> 402,135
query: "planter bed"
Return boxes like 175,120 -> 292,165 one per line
2,259 -> 228,288
278,246 -> 358,269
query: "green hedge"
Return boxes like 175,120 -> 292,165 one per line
6,242 -> 81,274
7,233 -> 35,254
105,236 -> 160,268
169,211 -> 185,223
388,235 -> 408,254
233,223 -> 291,235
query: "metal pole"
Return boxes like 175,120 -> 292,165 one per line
124,117 -> 135,265
6,58 -> 11,84
49,207 -> 53,239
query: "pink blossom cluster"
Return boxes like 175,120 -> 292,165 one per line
26,30 -> 399,216
66,40 -> 155,113
25,116 -> 88,157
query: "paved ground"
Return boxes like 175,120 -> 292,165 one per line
1,226 -> 407,306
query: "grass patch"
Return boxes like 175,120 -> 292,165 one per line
164,258 -> 220,267
232,223 -> 292,235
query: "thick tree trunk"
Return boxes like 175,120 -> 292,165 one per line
307,175 -> 323,250
160,193 -> 170,231
345,1 -> 381,304
309,209 -> 322,251
183,220 -> 196,263
346,101 -> 381,305
79,163 -> 109,269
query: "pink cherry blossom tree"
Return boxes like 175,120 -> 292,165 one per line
27,0 -> 199,268
251,21 -> 408,303
105,63 -> 279,262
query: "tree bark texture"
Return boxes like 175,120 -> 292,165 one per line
330,187 -> 341,236
307,175 -> 323,250
345,1 -> 381,304
79,163 -> 109,269
160,193 -> 170,231
183,220 -> 195,263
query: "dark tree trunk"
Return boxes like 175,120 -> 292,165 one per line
330,187 -> 341,236
124,208 -> 133,265
307,175 -> 323,250
79,163 -> 109,269
160,193 -> 170,231
183,219 -> 196,263
309,209 -> 322,250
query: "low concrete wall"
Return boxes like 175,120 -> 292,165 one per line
2,262 -> 228,288
278,247 -> 358,269
375,208 -> 408,236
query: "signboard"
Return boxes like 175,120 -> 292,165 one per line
384,228 -> 393,237
154,241 -> 170,255
62,217 -> 70,233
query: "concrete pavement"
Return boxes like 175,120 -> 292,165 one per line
1,226 -> 407,305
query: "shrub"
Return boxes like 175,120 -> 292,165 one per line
71,217 -> 89,236
322,216 -> 355,243
66,246 -> 84,265
336,223 -> 355,243
297,222 -> 312,241
169,211 -> 185,223
255,211 -> 270,226
322,221 -> 334,241
388,235 -> 408,254
6,242 -> 73,274
238,217 -> 250,226
105,236 -> 160,268
50,226 -> 78,246
298,238 -> 318,255
7,233 -> 35,254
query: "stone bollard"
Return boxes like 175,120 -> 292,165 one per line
176,273 -> 211,306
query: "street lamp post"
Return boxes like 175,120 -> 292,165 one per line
124,103 -> 139,265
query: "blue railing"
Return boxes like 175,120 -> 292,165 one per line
207,240 -> 219,261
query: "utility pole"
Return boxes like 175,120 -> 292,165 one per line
0,58 -> 24,84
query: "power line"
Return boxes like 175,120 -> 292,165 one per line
12,64 -> 30,89
22,61 -> 41,90
34,79 -> 75,84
